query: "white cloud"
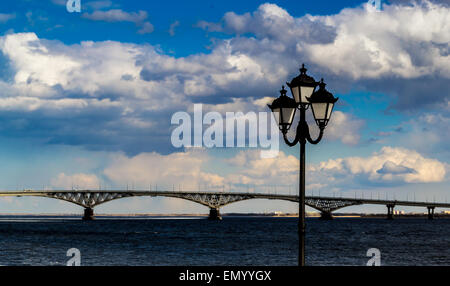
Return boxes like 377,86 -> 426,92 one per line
100,149 -> 298,194
1,33 -> 80,87
313,146 -> 447,184
103,150 -> 225,190
0,33 -> 178,109
200,1 -> 450,80
376,161 -> 416,175
0,96 -> 118,111
0,32 -> 290,153
83,9 -> 146,22
0,32 -> 281,111
225,150 -> 298,187
199,3 -> 299,42
0,1 -> 447,154
220,146 -> 446,192
99,145 -> 447,196
302,2 -> 450,79
82,9 -> 154,34
324,111 -> 365,145
43,145 -> 447,202
51,172 -> 100,189
198,1 -> 450,111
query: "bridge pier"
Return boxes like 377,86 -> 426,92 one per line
386,204 -> 394,220
319,211 -> 333,220
208,208 -> 222,220
82,207 -> 94,221
427,206 -> 435,220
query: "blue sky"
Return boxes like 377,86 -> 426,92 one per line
0,0 -> 447,215
3,1 -> 366,52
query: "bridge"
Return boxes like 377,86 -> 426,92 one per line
0,190 -> 448,220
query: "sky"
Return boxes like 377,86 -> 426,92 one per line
0,0 -> 448,215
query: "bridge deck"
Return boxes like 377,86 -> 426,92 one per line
0,190 -> 448,209
307,196 -> 450,208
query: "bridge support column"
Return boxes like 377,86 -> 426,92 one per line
427,206 -> 435,220
386,204 -> 394,220
83,207 -> 94,221
319,211 -> 333,220
208,208 -> 222,220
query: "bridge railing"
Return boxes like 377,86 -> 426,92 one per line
0,185 -> 445,207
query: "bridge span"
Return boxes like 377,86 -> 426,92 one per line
0,190 -> 448,220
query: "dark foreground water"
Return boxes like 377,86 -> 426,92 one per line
0,216 -> 449,266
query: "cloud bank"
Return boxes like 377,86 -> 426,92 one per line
0,1 -> 447,158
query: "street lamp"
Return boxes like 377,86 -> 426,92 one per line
268,86 -> 297,133
307,79 -> 338,128
268,64 -> 338,266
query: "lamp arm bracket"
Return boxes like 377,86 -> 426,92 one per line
283,131 -> 299,146
282,121 -> 302,146
306,125 -> 324,145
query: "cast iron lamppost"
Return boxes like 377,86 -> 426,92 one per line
268,64 -> 338,266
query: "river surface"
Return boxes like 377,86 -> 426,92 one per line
0,216 -> 448,266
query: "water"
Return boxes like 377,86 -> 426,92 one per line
0,216 -> 449,266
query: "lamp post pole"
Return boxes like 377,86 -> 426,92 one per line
290,104 -> 320,266
268,64 -> 338,267
299,105 -> 306,267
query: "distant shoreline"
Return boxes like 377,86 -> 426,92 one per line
0,213 -> 299,218
0,213 -> 448,218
